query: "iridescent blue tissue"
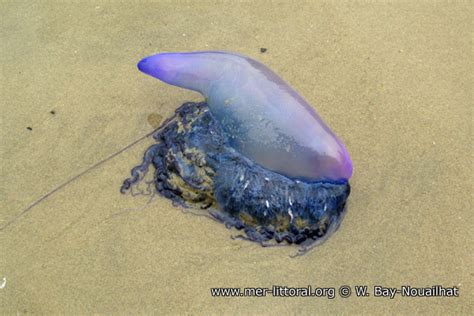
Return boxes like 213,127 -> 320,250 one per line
137,51 -> 352,182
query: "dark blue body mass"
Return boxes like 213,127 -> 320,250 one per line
122,102 -> 350,248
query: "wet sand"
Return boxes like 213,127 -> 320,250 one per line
1,1 -> 472,314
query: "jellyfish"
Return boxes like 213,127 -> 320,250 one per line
122,51 -> 352,254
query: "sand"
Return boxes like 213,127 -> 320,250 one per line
1,1 -> 472,314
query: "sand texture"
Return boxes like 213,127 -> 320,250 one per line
1,1 -> 472,314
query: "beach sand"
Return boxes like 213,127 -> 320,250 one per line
1,1 -> 472,314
